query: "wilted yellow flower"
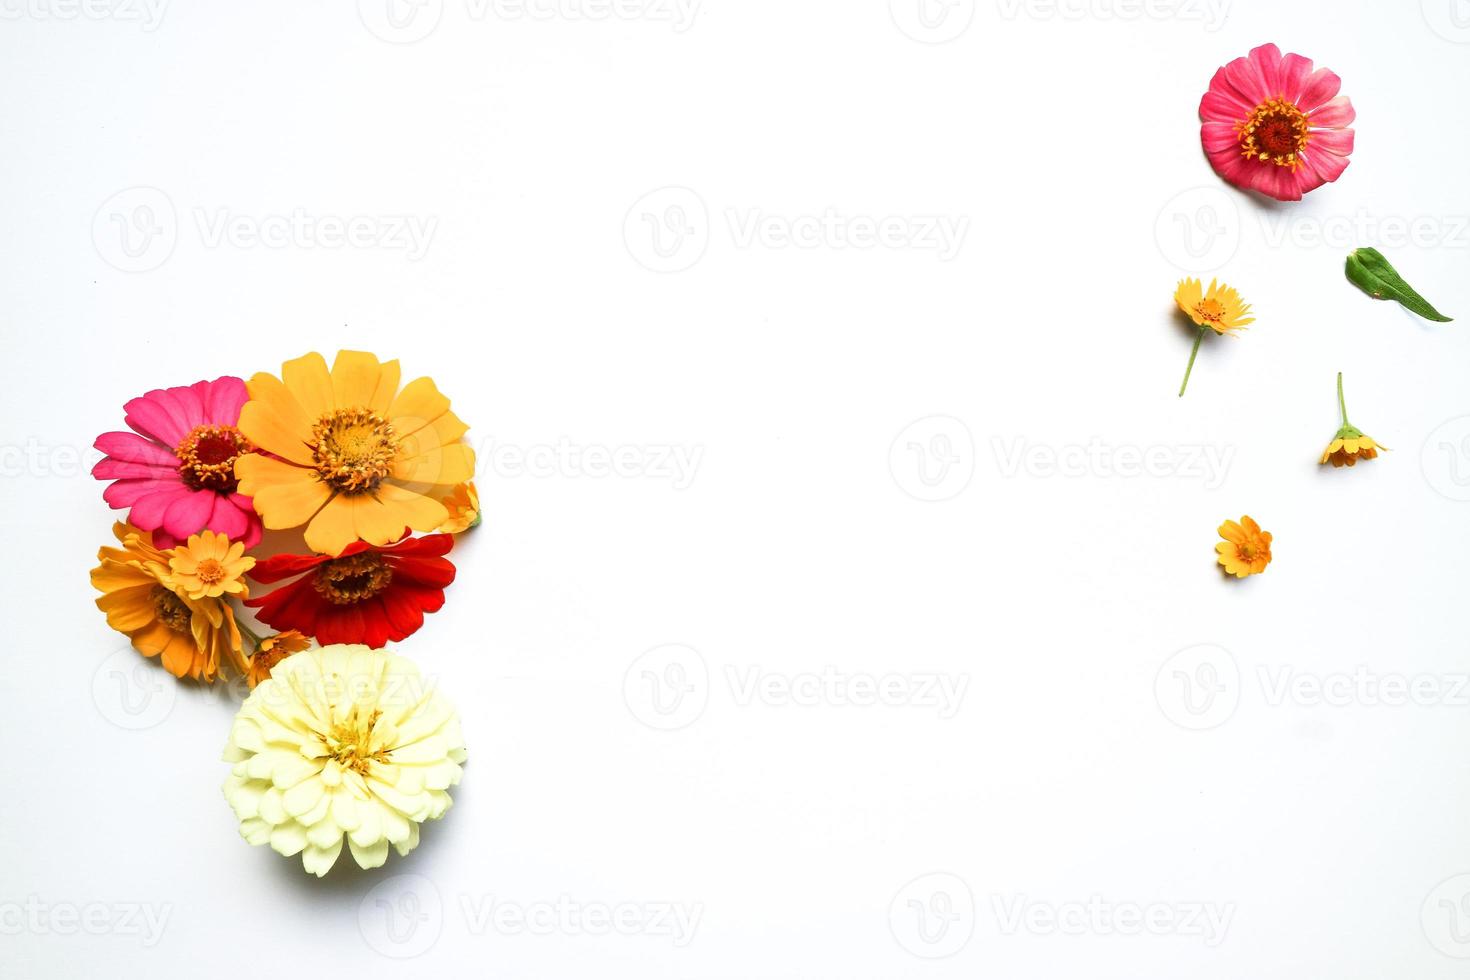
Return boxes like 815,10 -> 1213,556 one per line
222,644 -> 466,876
1321,373 -> 1387,468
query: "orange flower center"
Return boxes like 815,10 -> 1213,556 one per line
1194,297 -> 1227,326
251,645 -> 291,677
195,558 -> 226,585
310,408 -> 399,493
312,551 -> 393,605
151,585 -> 192,632
1239,97 -> 1310,169
1238,544 -> 1257,560
176,424 -> 253,493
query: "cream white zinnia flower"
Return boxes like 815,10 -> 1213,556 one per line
222,644 -> 466,876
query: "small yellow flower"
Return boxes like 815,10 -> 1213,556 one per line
1174,278 -> 1255,396
1175,278 -> 1255,336
1216,515 -> 1272,578
167,530 -> 255,600
1320,372 -> 1387,468
246,630 -> 312,688
436,481 -> 481,534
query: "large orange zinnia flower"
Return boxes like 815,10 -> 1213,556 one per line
234,352 -> 476,556
90,523 -> 248,681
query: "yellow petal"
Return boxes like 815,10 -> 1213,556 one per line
236,454 -> 333,530
239,373 -> 316,466
331,351 -> 399,415
282,352 -> 335,422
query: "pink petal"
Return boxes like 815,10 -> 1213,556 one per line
1310,128 -> 1355,156
1201,122 -> 1240,155
159,385 -> 206,431
128,484 -> 193,528
161,490 -> 216,539
204,493 -> 249,541
1200,68 -> 1254,121
1297,68 -> 1342,113
1309,96 -> 1355,129
124,392 -> 190,448
227,491 -> 257,514
1247,44 -> 1284,97
1278,53 -> 1314,103
152,529 -> 181,549
201,376 -> 249,424
103,476 -> 185,509
93,458 -> 178,481
1223,53 -> 1270,107
94,430 -> 177,467
1302,149 -> 1351,186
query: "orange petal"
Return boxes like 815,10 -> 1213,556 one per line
282,352 -> 335,422
332,351 -> 399,415
239,372 -> 316,465
303,494 -> 359,556
392,442 -> 475,488
388,376 -> 453,439
236,454 -> 333,530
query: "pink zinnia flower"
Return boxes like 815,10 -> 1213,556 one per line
1199,43 -> 1355,202
92,378 -> 263,548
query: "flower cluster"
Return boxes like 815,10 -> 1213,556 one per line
88,351 -> 479,875
1186,44 -> 1398,581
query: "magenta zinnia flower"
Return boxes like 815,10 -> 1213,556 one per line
92,378 -> 262,548
1199,43 -> 1355,202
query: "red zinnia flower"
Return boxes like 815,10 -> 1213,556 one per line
244,534 -> 456,648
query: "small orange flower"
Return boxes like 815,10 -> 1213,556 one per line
1216,516 -> 1272,578
167,530 -> 254,600
1321,372 -> 1387,468
245,630 -> 311,688
1174,278 -> 1255,397
437,481 -> 481,533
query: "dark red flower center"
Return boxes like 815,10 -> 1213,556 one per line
176,424 -> 253,493
1238,97 -> 1310,170
312,552 -> 393,605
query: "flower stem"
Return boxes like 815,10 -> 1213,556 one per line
1337,371 -> 1350,426
1179,326 -> 1207,397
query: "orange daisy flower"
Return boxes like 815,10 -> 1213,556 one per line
244,630 -> 311,688
234,351 -> 476,556
1216,516 -> 1272,578
90,523 -> 247,681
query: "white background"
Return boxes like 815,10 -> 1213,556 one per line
4,1 -> 1470,977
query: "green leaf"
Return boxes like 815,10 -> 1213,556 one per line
1345,247 -> 1453,322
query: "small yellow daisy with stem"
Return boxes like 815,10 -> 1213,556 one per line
1321,372 -> 1387,467
1174,278 -> 1255,396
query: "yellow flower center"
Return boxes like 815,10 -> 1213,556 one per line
151,585 -> 192,632
310,408 -> 400,493
176,424 -> 253,493
1238,544 -> 1257,560
312,551 -> 393,605
195,558 -> 226,585
325,707 -> 389,776
1239,97 -> 1310,169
